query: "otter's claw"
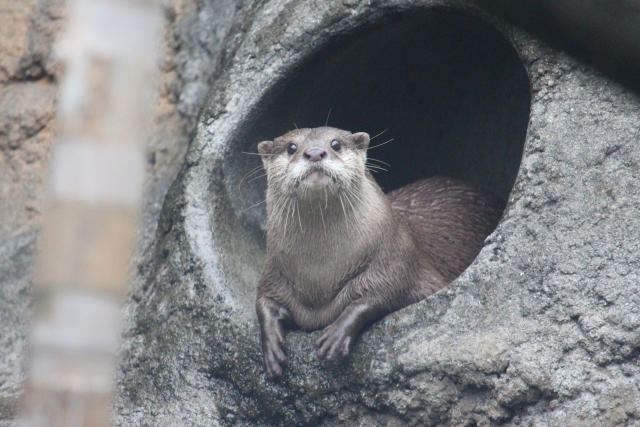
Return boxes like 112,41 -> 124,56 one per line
263,336 -> 287,379
261,318 -> 287,379
315,323 -> 354,361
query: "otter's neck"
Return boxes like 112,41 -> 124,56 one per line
266,177 -> 393,243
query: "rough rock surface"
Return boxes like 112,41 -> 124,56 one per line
0,0 -> 65,423
0,0 -> 240,423
112,1 -> 640,426
138,0 -> 248,255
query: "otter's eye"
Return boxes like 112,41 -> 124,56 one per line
330,140 -> 341,152
287,143 -> 297,155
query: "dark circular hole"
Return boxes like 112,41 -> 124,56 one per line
226,9 -> 531,231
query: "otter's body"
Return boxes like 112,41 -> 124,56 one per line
255,127 -> 504,378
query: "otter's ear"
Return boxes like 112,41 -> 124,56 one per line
352,132 -> 370,150
257,140 -> 273,157
257,141 -> 274,166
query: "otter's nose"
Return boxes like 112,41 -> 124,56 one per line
303,148 -> 327,162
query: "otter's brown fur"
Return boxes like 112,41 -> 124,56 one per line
255,127 -> 504,378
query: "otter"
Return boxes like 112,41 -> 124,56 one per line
255,127 -> 504,378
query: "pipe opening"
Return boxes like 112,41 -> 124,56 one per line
226,10 -> 530,232
217,11 -> 530,307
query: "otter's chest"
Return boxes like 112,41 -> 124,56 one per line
276,230 -> 373,309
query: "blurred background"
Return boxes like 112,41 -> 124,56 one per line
1,0 -> 160,425
0,0 -> 639,425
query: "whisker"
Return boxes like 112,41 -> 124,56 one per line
239,165 -> 265,190
369,129 -> 388,141
246,173 -> 268,184
296,197 -> 303,233
243,164 -> 264,175
338,192 -> 348,224
242,199 -> 267,211
289,196 -> 296,229
241,151 -> 269,156
325,108 -> 332,127
365,164 -> 388,172
276,193 -> 290,230
367,138 -> 394,150
294,123 -> 298,129
344,190 -> 357,212
343,185 -> 363,205
318,202 -> 326,233
283,200 -> 289,231
323,186 -> 328,209
366,157 -> 391,167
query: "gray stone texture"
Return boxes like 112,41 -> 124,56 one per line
115,0 -> 640,426
138,0 -> 241,255
0,0 -> 65,422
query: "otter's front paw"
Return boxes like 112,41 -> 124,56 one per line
315,322 -> 355,361
261,323 -> 287,379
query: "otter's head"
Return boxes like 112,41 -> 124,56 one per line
257,127 -> 370,199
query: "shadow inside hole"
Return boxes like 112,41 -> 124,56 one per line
226,9 -> 531,233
